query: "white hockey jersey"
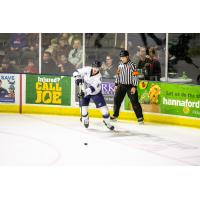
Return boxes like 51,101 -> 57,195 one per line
77,66 -> 102,95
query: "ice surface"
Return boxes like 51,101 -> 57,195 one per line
0,113 -> 200,165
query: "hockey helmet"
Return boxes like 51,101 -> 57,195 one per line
92,60 -> 102,68
119,50 -> 129,57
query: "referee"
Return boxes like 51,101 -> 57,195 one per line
110,50 -> 144,124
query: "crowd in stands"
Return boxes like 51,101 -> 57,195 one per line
42,33 -> 83,75
0,33 -> 39,74
86,46 -> 161,80
133,46 -> 161,81
0,33 -> 161,81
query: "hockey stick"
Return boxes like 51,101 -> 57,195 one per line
78,82 -> 84,122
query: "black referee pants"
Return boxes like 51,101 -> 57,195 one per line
113,84 -> 143,120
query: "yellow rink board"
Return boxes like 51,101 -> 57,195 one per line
0,105 -> 20,113
21,105 -> 200,129
0,104 -> 199,128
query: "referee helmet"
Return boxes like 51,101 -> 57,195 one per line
119,50 -> 129,57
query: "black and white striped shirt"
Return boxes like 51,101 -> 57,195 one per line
115,60 -> 139,86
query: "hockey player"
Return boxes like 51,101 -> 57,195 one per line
73,60 -> 114,130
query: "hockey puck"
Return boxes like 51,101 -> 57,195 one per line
84,143 -> 88,145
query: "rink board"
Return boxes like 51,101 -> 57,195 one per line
0,104 -> 20,113
21,105 -> 200,128
0,73 -> 199,129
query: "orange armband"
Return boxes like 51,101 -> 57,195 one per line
132,71 -> 139,76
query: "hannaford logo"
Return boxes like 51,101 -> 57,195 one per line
35,79 -> 62,104
163,97 -> 200,108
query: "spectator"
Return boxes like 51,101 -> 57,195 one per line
23,60 -> 38,74
135,47 -> 151,80
26,33 -> 39,57
6,33 -> 27,65
0,79 -> 8,98
0,58 -> 19,73
52,37 -> 71,63
42,34 -> 59,50
9,33 -> 27,50
20,46 -> 38,66
41,51 -> 59,74
0,58 -> 7,72
101,55 -> 116,78
57,54 -> 75,76
133,46 -> 145,65
68,39 -> 83,69
27,33 -> 39,49
45,38 -> 58,54
145,47 -> 161,81
61,33 -> 74,46
9,60 -> 20,73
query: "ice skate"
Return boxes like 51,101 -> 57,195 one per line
138,117 -> 144,125
83,117 -> 89,128
110,115 -> 117,122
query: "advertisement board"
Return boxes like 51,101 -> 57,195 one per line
0,74 -> 16,103
26,75 -> 71,106
125,81 -> 200,118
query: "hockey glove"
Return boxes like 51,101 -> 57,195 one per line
75,78 -> 83,86
73,71 -> 83,85
73,71 -> 79,78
